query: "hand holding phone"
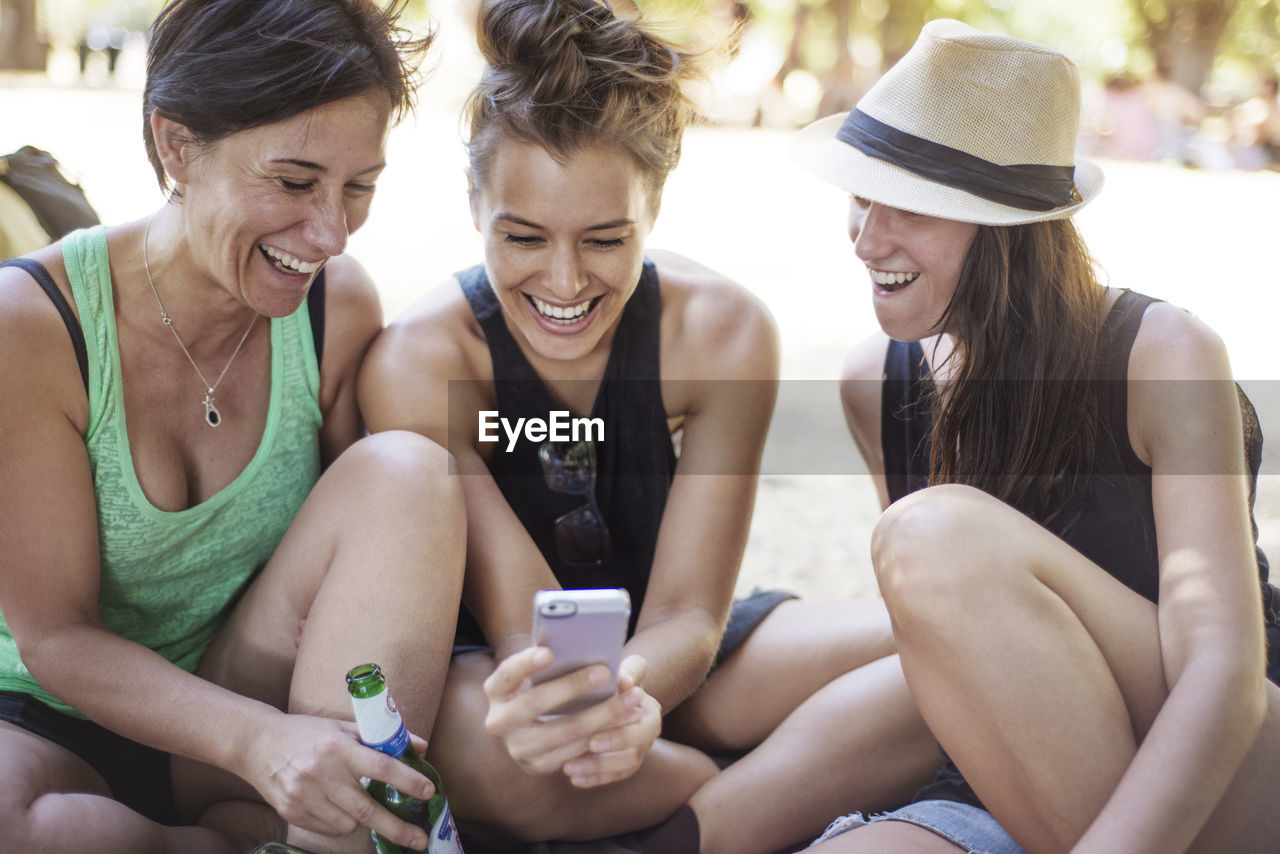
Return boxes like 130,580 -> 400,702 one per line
530,588 -> 631,717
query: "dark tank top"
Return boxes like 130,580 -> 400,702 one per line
882,289 -> 1280,807
454,263 -> 676,646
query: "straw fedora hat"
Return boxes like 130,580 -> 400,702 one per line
790,19 -> 1102,225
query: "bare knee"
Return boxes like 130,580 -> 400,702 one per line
0,785 -> 36,852
0,728 -> 113,849
872,485 -> 1010,624
336,430 -> 461,505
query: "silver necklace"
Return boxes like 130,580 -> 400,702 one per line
142,215 -> 258,428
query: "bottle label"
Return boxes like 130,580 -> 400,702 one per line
351,691 -> 410,757
429,798 -> 464,854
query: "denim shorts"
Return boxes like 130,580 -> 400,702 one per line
809,799 -> 1025,854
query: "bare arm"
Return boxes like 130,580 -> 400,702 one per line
0,261 -> 280,783
622,254 -> 781,713
1,255 -> 433,843
313,254 -> 383,466
840,332 -> 892,511
1071,305 -> 1267,853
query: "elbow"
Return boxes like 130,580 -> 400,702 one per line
1233,634 -> 1270,736
15,631 -> 66,696
1241,669 -> 1269,738
1184,647 -> 1269,739
13,618 -> 96,696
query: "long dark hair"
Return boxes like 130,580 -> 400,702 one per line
927,217 -> 1106,525
143,0 -> 432,193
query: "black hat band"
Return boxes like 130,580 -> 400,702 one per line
836,109 -> 1075,212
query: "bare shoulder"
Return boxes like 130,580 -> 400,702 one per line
369,275 -> 487,381
649,248 -> 779,382
358,275 -> 491,434
0,239 -> 71,295
1128,300 -> 1232,383
1127,300 -> 1240,466
841,332 -> 890,490
0,240 -> 86,429
317,253 -> 381,333
0,243 -> 69,341
842,331 -> 891,385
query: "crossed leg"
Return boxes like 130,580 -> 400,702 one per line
0,719 -> 240,854
807,484 -> 1280,854
429,646 -> 723,844
433,599 -> 939,853
172,430 -> 466,851
668,599 -> 943,854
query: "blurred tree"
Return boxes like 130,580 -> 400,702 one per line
1134,0 -> 1238,92
718,0 -> 1279,119
1220,0 -> 1280,84
1,0 -> 45,70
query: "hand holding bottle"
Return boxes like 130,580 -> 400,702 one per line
483,647 -> 657,786
243,711 -> 437,850
347,663 -> 463,854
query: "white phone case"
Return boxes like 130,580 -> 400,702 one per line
531,588 -> 631,717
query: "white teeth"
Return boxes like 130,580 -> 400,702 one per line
260,244 -> 323,274
869,269 -> 920,287
531,295 -> 592,323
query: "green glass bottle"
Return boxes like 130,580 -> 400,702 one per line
345,663 -> 464,854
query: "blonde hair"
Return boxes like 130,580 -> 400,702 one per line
464,0 -> 703,211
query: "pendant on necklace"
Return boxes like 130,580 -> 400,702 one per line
202,389 -> 222,428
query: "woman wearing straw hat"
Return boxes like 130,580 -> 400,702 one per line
792,18 -> 1280,854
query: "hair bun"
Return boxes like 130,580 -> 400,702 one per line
466,0 -> 705,195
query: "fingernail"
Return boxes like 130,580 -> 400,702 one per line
533,647 -> 554,665
564,760 -> 585,775
589,666 -> 610,686
590,736 -> 609,753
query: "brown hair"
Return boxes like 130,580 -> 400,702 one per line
464,0 -> 704,213
144,0 -> 432,193
927,218 -> 1106,525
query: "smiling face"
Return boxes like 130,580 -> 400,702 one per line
850,197 -> 978,342
471,140 -> 654,364
157,89 -> 391,317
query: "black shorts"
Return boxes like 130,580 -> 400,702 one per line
0,691 -> 178,825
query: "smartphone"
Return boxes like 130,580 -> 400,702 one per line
531,588 -> 631,717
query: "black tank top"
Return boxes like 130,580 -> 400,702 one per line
882,289 -> 1279,806
455,263 -> 676,645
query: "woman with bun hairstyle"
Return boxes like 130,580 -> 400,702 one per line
359,1 -> 940,851
792,20 -> 1280,854
0,1 -> 464,852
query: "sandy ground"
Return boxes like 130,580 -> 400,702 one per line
4,51 -> 1279,605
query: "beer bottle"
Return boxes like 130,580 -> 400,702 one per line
345,663 -> 464,854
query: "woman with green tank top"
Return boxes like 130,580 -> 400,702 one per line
0,2 -> 463,852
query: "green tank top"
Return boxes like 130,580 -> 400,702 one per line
0,226 -> 323,716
